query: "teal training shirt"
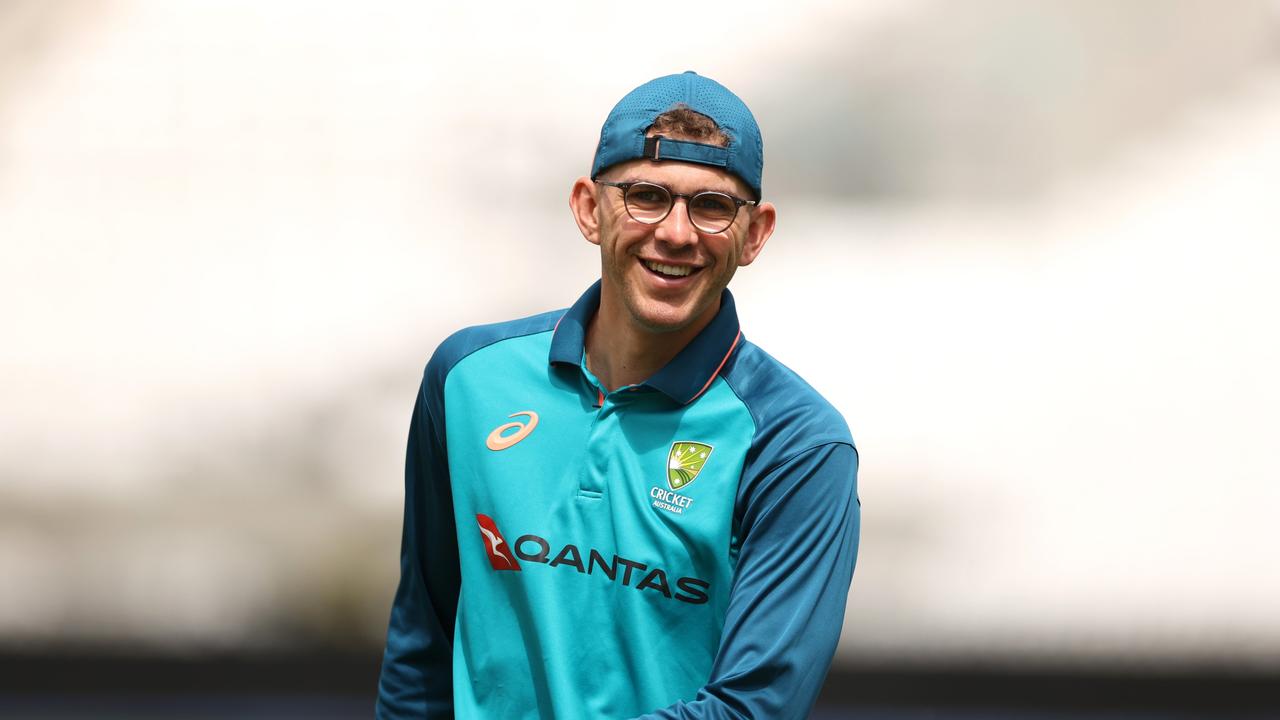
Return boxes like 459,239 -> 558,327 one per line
377,282 -> 860,720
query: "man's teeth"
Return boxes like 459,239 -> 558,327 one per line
642,260 -> 693,277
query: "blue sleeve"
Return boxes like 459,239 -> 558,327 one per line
631,442 -> 860,720
376,361 -> 461,718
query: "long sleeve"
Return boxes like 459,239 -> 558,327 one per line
376,364 -> 462,719
632,442 -> 860,720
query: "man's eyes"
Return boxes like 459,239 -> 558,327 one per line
630,190 -> 667,204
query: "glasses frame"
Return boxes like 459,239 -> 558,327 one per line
593,179 -> 757,234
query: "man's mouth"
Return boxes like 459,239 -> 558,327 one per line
640,259 -> 701,279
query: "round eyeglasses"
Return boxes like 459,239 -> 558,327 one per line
593,180 -> 756,234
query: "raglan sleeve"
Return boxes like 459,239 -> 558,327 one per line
631,441 -> 861,720
376,356 -> 462,719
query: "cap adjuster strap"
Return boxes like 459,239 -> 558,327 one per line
642,135 -> 730,168
646,135 -> 662,160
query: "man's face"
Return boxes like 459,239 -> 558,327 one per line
577,158 -> 775,336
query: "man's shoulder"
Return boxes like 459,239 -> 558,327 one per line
721,338 -> 854,452
422,308 -> 563,384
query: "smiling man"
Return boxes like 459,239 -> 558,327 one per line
376,72 -> 860,720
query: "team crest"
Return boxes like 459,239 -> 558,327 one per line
667,441 -> 713,490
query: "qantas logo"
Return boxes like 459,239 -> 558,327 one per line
475,514 -> 710,604
475,514 -> 521,571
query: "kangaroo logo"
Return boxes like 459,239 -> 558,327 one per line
476,514 -> 521,571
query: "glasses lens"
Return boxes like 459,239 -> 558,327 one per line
624,183 -> 671,224
689,192 -> 738,232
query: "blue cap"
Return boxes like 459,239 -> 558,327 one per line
590,71 -> 764,200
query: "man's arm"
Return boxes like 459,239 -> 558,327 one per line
633,442 -> 860,720
376,367 -> 461,719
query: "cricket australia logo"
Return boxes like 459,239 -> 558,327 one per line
667,441 -> 712,490
650,441 -> 712,516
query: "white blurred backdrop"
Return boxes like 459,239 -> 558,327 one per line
1,0 -> 1278,670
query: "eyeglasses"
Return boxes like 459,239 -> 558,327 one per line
593,180 -> 756,234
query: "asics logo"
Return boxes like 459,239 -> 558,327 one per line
485,410 -> 539,451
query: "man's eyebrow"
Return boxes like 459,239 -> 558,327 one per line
619,178 -> 742,196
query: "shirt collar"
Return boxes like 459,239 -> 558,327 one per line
549,280 -> 743,405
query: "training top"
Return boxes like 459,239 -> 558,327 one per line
376,281 -> 860,720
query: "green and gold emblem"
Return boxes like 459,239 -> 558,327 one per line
667,441 -> 713,490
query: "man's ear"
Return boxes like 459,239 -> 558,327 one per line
737,201 -> 776,266
569,177 -> 602,246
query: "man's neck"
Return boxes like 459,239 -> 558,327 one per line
584,292 -> 719,393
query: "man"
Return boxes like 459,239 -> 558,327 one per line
377,71 -> 860,719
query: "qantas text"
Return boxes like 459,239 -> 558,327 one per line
512,533 -> 710,605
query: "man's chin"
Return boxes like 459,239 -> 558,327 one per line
626,297 -> 711,335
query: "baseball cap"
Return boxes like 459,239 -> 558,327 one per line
590,71 -> 764,200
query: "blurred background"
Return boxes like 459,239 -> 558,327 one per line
1,0 -> 1278,717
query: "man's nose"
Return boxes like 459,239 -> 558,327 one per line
654,198 -> 698,247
